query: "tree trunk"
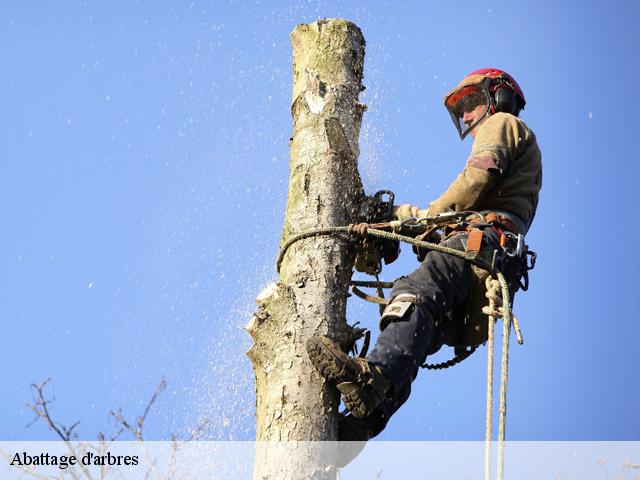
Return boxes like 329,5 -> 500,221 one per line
246,19 -> 366,480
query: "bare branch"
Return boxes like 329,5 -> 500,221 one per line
109,377 -> 167,441
137,377 -> 167,435
26,379 -> 79,442
24,379 -> 92,480
63,420 -> 81,440
109,408 -> 136,437
187,418 -> 212,441
21,377 -> 169,479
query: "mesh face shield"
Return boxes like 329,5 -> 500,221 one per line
444,80 -> 492,140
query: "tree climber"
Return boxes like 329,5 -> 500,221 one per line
306,68 -> 543,446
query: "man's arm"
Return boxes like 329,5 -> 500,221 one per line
426,165 -> 498,217
427,112 -> 528,216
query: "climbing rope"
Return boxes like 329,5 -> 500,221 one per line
484,278 -> 497,480
277,226 -> 488,274
483,274 -> 522,480
277,224 -> 494,371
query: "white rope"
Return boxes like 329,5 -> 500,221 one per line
484,273 -> 523,480
484,279 -> 497,480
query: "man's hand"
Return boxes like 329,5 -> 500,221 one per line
393,204 -> 430,221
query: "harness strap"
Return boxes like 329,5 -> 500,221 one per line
351,285 -> 389,305
465,228 -> 484,261
485,211 -> 521,235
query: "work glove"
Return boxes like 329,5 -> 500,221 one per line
393,203 -> 429,221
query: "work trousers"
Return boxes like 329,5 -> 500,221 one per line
361,228 -> 512,437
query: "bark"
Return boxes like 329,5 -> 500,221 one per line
246,19 -> 366,480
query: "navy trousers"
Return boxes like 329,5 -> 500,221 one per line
360,228 -> 513,437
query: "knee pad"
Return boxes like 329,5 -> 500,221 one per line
379,294 -> 419,331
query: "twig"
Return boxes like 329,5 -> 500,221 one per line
25,379 -> 91,480
108,378 -> 168,480
110,377 -> 167,441
27,379 -> 80,442
187,418 -> 212,441
21,377 -> 171,480
138,378 -> 167,433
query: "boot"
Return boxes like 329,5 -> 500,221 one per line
306,335 -> 391,418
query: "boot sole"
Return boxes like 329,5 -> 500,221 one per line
306,336 -> 358,384
306,336 -> 371,418
341,387 -> 370,418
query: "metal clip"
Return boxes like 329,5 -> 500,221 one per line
515,233 -> 525,257
501,232 -> 525,258
401,217 -> 422,230
525,250 -> 537,270
434,211 -> 463,221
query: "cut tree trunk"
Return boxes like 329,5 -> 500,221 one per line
246,18 -> 367,480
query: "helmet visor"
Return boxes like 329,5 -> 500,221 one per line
444,84 -> 491,139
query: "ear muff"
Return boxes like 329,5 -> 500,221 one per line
494,87 -> 517,114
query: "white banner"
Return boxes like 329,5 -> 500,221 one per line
1,441 -> 638,479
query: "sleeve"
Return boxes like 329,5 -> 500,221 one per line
394,203 -> 430,220
427,113 -> 527,216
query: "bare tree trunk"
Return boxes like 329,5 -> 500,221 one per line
246,19 -> 366,480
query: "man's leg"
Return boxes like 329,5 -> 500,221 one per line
307,234 -> 471,422
338,301 -> 445,442
366,233 -> 470,393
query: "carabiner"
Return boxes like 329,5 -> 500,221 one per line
501,232 -> 523,258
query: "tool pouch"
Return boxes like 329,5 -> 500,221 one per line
461,263 -> 492,346
444,226 -> 523,348
438,228 -> 494,348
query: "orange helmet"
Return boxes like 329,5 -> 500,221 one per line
444,68 -> 526,139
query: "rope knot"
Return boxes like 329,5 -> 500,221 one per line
485,276 -> 503,308
347,223 -> 369,237
484,274 -> 523,345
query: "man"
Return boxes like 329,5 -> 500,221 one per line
307,68 -> 542,444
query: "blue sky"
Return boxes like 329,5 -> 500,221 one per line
1,1 -> 638,442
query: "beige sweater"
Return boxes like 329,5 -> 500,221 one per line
426,112 -> 542,230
